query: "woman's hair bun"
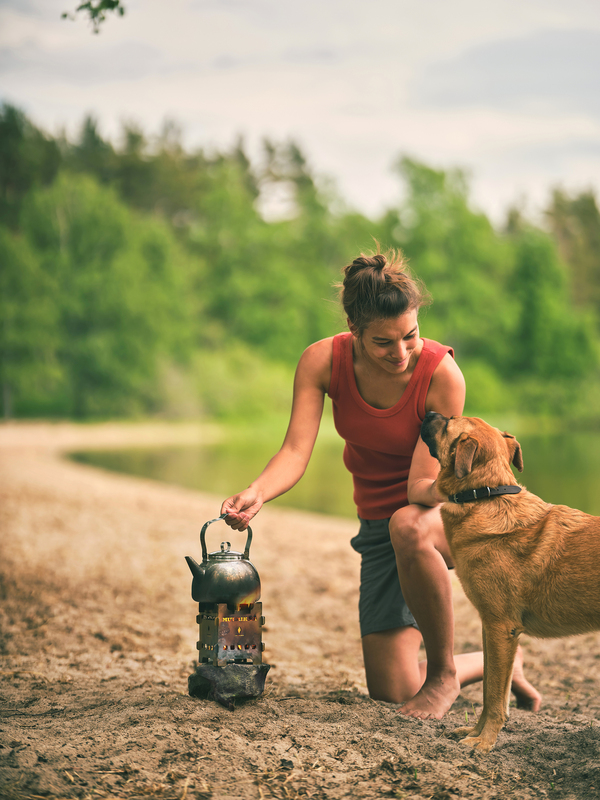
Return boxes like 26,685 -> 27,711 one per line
337,245 -> 431,335
348,253 -> 386,275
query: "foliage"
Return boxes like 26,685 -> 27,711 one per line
0,104 -> 61,229
62,0 -> 125,33
0,228 -> 59,417
17,173 -> 196,417
381,158 -> 600,415
2,104 -> 600,422
188,343 -> 294,421
509,228 -> 598,379
184,141 -> 346,363
382,157 -> 518,370
546,188 -> 600,314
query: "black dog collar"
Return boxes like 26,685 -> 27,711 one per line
448,485 -> 522,504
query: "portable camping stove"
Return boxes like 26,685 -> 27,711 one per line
185,514 -> 269,707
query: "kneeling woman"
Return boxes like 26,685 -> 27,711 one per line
221,249 -> 540,719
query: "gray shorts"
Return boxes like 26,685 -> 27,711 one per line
350,516 -> 419,638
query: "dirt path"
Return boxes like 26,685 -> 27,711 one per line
1,420 -> 600,799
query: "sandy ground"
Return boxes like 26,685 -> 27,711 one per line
2,421 -> 600,800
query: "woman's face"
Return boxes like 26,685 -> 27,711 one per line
355,309 -> 420,375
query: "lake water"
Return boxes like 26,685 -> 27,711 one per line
71,423 -> 600,520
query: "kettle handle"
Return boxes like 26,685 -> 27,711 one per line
200,513 -> 253,563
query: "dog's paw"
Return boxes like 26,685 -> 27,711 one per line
458,733 -> 496,753
452,725 -> 477,738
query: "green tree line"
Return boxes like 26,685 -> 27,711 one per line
2,102 -> 600,423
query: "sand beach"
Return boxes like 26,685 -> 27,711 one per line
1,421 -> 599,799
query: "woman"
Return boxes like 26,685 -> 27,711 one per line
221,249 -> 541,719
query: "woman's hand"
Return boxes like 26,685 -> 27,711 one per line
220,489 -> 263,531
408,476 -> 446,507
430,479 -> 446,505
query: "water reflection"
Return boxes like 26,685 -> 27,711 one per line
518,432 -> 600,516
71,430 -> 600,519
71,433 -> 355,518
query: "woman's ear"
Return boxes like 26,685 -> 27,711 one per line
347,317 -> 359,337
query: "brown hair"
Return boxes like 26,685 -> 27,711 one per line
338,246 -> 431,336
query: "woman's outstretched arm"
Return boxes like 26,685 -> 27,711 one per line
220,338 -> 332,531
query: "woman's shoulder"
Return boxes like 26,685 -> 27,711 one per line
426,347 -> 466,414
421,337 -> 453,358
297,336 -> 337,392
432,350 -> 464,383
303,335 -> 334,358
302,332 -> 351,361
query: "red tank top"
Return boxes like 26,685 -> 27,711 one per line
328,333 -> 453,520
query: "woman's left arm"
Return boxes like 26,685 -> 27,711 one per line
407,353 -> 466,507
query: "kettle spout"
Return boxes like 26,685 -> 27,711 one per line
186,555 -> 204,580
185,556 -> 205,601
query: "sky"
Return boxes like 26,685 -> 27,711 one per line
1,0 -> 600,222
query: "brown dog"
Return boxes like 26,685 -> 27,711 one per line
420,411 -> 600,752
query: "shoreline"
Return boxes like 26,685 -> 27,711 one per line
0,418 -> 225,452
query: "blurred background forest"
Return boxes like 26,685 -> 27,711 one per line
3,101 -> 600,426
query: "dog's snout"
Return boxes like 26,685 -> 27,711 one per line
421,411 -> 446,433
421,412 -> 448,461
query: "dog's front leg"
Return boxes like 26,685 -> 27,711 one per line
456,621 -> 518,753
452,626 -> 488,741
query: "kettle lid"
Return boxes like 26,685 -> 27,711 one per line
208,541 -> 244,562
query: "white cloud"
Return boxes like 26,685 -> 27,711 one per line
415,29 -> 600,117
1,0 -> 600,221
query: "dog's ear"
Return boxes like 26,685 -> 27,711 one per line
502,432 -> 524,472
454,434 -> 478,479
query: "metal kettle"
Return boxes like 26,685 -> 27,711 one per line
185,515 -> 261,610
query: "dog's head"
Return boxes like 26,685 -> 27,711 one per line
421,412 -> 523,491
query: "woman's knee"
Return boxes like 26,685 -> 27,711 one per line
362,627 -> 423,703
389,504 -> 441,556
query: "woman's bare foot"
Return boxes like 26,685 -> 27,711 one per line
511,646 -> 542,711
398,671 -> 460,720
